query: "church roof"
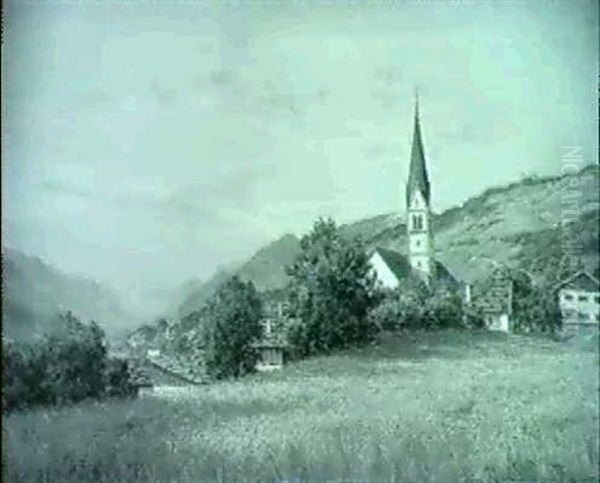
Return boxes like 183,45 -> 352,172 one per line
406,95 -> 431,208
432,260 -> 460,287
372,247 -> 460,288
375,247 -> 414,281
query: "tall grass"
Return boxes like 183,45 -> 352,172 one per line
4,330 -> 599,482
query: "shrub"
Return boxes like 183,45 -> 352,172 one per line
513,289 -> 562,334
368,284 -> 465,332
422,289 -> 464,329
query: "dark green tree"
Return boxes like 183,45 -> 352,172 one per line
104,357 -> 137,398
45,312 -> 107,404
286,217 -> 380,356
202,276 -> 263,379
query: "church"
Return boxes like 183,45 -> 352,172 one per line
369,95 -> 459,290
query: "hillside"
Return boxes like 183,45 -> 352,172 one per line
1,248 -> 135,341
176,233 -> 300,318
175,164 -> 599,316
355,164 -> 600,283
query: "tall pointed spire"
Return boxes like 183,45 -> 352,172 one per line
406,89 -> 431,208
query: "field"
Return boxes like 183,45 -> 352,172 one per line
4,330 -> 599,482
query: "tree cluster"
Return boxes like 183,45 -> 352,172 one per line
2,312 -> 140,413
508,270 -> 562,333
368,283 -> 464,332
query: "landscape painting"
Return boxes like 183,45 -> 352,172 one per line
2,1 -> 599,482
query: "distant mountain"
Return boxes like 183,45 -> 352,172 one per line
174,165 -> 599,317
1,248 -> 135,341
176,234 -> 301,318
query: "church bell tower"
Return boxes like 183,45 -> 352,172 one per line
406,92 -> 434,280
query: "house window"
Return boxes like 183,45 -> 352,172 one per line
564,294 -> 574,301
577,312 -> 588,320
595,296 -> 599,304
578,295 -> 588,302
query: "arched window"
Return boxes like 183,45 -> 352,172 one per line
412,214 -> 423,231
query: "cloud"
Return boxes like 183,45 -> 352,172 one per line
208,69 -> 236,87
150,81 -> 178,106
79,89 -> 112,110
374,65 -> 403,84
41,179 -> 94,199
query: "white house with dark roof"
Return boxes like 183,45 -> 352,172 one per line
555,271 -> 599,330
369,93 -> 459,292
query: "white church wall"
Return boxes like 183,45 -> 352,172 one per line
369,252 -> 400,289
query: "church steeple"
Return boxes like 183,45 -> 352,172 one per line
406,89 -> 431,209
406,90 -> 434,281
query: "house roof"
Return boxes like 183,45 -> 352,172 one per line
372,247 -> 460,288
554,271 -> 600,293
406,94 -> 431,208
469,268 -> 513,314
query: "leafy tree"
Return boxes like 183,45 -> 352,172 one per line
488,267 -> 561,334
286,218 -> 380,356
202,276 -> 263,379
2,312 -> 141,413
513,287 -> 562,333
45,312 -> 107,404
2,340 -> 31,412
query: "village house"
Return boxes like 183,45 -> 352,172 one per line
467,268 -> 513,332
555,271 -> 599,333
254,291 -> 289,371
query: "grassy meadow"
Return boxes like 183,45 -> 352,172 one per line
4,330 -> 599,482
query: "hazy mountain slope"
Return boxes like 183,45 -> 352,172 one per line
236,234 -> 301,290
174,165 -> 598,317
2,248 -> 134,340
176,269 -> 236,319
176,234 -> 301,317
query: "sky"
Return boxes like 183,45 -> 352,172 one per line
2,0 -> 598,316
